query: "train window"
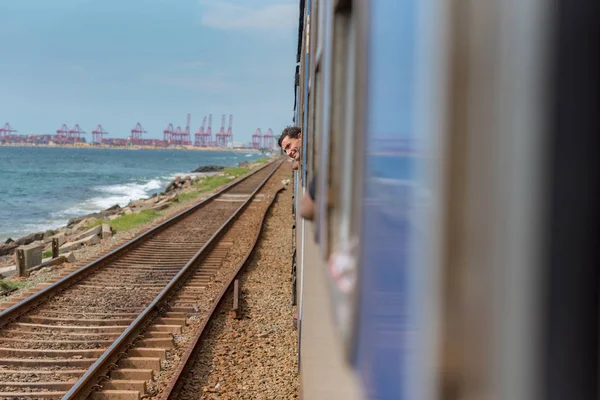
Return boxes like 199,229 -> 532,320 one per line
314,0 -> 363,354
305,0 -> 319,182
299,7 -> 310,187
337,8 -> 358,248
309,71 -> 321,184
321,1 -> 356,258
312,1 -> 333,249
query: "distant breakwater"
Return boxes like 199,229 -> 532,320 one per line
0,143 -> 265,153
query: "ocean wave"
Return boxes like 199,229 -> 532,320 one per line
0,219 -> 69,241
51,205 -> 90,218
89,179 -> 167,209
48,178 -> 168,220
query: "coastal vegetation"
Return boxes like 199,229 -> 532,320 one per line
178,167 -> 250,203
82,166 -> 254,233
107,210 -> 163,232
0,279 -> 26,292
223,167 -> 251,177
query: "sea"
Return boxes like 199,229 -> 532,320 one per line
0,146 -> 263,242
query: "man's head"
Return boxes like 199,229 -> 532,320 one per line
278,126 -> 302,161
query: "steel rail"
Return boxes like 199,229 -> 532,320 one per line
0,159 -> 278,328
64,159 -> 283,399
159,186 -> 285,400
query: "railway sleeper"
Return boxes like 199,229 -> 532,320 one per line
0,390 -> 67,399
32,311 -> 141,317
0,369 -> 87,378
102,379 -> 147,393
0,357 -> 97,367
10,322 -> 127,333
0,337 -> 115,346
148,324 -> 181,334
0,380 -> 76,390
90,389 -> 141,400
0,330 -> 124,339
111,368 -> 153,381
19,316 -> 134,326
119,357 -> 161,371
137,338 -> 174,348
0,347 -> 107,358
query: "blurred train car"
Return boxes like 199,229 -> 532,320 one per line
291,0 -> 599,399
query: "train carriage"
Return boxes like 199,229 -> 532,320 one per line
291,0 -> 600,399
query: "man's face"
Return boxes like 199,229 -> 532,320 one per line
281,134 -> 302,161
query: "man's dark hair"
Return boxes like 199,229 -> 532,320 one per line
278,126 -> 301,148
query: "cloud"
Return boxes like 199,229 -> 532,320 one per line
199,0 -> 297,31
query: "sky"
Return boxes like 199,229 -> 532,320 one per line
0,0 -> 299,142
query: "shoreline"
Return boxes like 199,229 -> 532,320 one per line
0,157 -> 278,270
0,170 -> 221,244
0,143 -> 266,153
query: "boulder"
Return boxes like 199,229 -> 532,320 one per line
67,213 -> 100,227
167,193 -> 179,202
71,225 -> 102,242
164,183 -> 177,193
45,232 -> 67,246
149,203 -> 170,212
62,251 -> 76,263
128,199 -> 146,209
67,207 -> 118,227
14,232 -> 45,246
4,238 -> 14,244
192,165 -> 225,173
123,207 -> 133,215
43,230 -> 56,240
238,161 -> 250,168
71,218 -> 99,233
94,205 -> 122,218
105,204 -> 121,212
0,243 -> 18,257
59,234 -> 100,253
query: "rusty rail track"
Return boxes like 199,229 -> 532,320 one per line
158,187 -> 284,400
0,159 -> 282,399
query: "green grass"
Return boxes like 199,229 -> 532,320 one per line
0,279 -> 26,292
223,167 -> 250,178
42,249 -> 53,259
177,191 -> 202,203
175,167 -> 252,205
108,210 -> 162,232
86,219 -> 104,229
254,157 -> 269,164
193,175 -> 233,193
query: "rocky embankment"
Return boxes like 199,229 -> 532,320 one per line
192,165 -> 224,173
0,190 -> 181,260
0,162 -> 262,273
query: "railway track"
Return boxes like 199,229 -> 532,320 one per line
0,159 -> 283,399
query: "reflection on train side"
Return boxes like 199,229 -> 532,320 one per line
355,151 -> 424,399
